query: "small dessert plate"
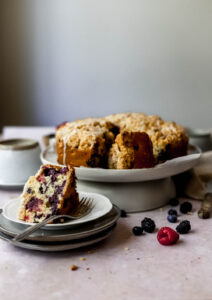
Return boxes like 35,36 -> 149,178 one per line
0,225 -> 115,252
2,192 -> 113,230
0,205 -> 120,242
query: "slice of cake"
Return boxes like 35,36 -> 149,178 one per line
18,164 -> 79,223
108,131 -> 155,169
56,118 -> 118,168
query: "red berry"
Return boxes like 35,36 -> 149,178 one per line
37,174 -> 46,183
157,227 -> 179,246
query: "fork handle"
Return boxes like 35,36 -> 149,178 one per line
12,215 -> 65,242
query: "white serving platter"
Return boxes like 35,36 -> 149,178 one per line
41,144 -> 201,183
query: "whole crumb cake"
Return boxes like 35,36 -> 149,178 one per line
18,164 -> 79,223
108,131 -> 155,169
56,118 -> 118,168
55,113 -> 188,169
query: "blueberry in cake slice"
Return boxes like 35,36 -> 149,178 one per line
18,164 -> 79,223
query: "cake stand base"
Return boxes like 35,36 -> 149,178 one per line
77,177 -> 176,212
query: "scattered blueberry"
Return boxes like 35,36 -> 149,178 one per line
168,209 -> 177,216
176,220 -> 191,234
132,226 -> 143,236
141,217 -> 156,233
167,214 -> 177,223
180,202 -> 192,214
169,198 -> 179,206
120,210 -> 127,218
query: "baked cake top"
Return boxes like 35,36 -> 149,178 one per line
105,112 -> 188,157
56,118 -> 116,151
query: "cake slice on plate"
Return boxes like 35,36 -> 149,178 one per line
108,131 -> 155,169
18,164 -> 79,223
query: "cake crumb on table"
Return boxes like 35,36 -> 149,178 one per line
70,265 -> 78,271
80,257 -> 86,261
86,267 -> 90,271
124,247 -> 129,251
87,250 -> 94,254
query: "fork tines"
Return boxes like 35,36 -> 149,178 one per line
71,197 -> 93,217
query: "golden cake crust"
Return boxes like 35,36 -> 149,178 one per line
105,112 -> 188,161
55,113 -> 188,169
56,118 -> 117,167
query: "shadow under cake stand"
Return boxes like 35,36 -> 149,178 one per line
41,145 -> 201,212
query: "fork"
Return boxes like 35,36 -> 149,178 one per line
12,197 -> 93,243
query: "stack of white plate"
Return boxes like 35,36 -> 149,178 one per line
0,192 -> 120,252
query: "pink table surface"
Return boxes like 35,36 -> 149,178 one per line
0,127 -> 212,300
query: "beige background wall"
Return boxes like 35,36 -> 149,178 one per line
1,0 -> 212,129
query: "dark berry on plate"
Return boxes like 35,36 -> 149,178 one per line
132,226 -> 143,236
167,214 -> 177,223
180,202 -> 192,214
169,198 -> 179,206
176,220 -> 191,234
168,209 -> 177,216
141,217 -> 156,233
120,210 -> 127,218
157,227 -> 179,246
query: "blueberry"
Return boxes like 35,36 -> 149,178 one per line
120,210 -> 127,218
169,198 -> 179,206
168,209 -> 178,216
39,186 -> 44,194
59,167 -> 69,174
180,202 -> 192,214
132,226 -> 143,236
27,188 -> 32,194
167,214 -> 177,223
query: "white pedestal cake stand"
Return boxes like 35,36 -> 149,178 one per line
41,145 -> 201,212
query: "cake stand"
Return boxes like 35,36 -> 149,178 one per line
41,145 -> 201,212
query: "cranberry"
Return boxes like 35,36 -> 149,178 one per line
157,227 -> 179,246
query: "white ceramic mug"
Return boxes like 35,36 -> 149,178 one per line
0,139 -> 41,185
185,128 -> 212,152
